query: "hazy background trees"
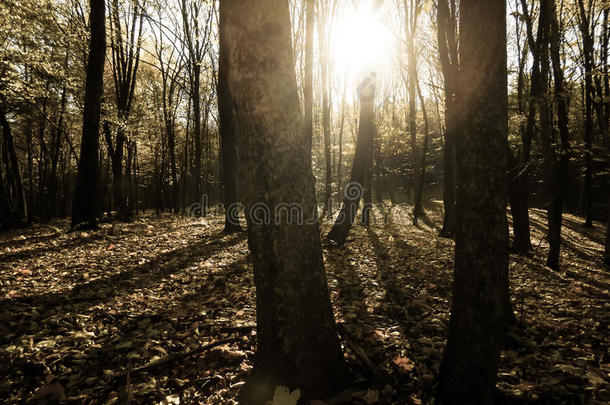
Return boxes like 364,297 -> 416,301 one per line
0,0 -> 608,270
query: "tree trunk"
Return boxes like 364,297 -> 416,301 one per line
318,13 -> 332,217
0,103 -> 27,224
406,8 -> 418,205
327,75 -> 376,246
218,0 -> 242,233
192,63 -> 202,209
225,1 -> 351,402
545,0 -> 570,271
0,161 -> 17,230
436,0 -> 457,238
576,0 -> 594,227
413,71 -> 428,224
438,1 -> 509,403
72,0 -> 106,229
304,0 -> 314,157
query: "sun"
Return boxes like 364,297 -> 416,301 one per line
330,1 -> 392,79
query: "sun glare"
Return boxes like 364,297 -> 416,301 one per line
330,2 -> 392,79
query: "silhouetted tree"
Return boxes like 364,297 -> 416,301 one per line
327,74 -> 376,245
218,0 -> 241,233
71,0 -> 106,229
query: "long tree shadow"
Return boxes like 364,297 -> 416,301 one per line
528,215 -> 603,265
0,231 -> 247,344
0,231 -> 109,262
324,240 -> 391,384
366,226 -> 413,312
0,231 -> 63,250
2,253 -> 254,403
527,216 -> 609,294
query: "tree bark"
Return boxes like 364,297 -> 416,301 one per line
218,0 -> 242,233
576,0 -> 594,227
72,0 -> 106,229
224,1 -> 351,402
436,0 -> 457,238
545,0 -> 570,271
438,1 -> 509,403
413,75 -> 428,225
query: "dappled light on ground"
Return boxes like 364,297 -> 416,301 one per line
1,206 -> 608,403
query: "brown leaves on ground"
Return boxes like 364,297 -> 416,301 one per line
0,205 -> 608,404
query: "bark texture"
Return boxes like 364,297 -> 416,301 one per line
224,1 -> 351,402
438,0 -> 510,403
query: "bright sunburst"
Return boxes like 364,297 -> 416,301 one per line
330,1 -> 392,79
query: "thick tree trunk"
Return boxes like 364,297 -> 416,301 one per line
438,1 -> 509,404
72,0 -> 106,229
327,75 -> 376,246
218,0 -> 242,233
225,1 -> 351,403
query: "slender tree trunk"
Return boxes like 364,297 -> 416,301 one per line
318,14 -> 332,216
327,75 -> 376,246
406,7 -> 418,205
545,0 -> 570,271
436,0 -> 457,237
192,64 -> 202,209
576,0 -> 594,226
47,86 -> 67,220
218,0 -> 242,233
337,81 -> 346,196
72,0 -> 106,229
225,1 -> 351,402
0,161 -> 17,230
304,0 -> 314,157
438,1 -> 509,403
0,104 -> 27,224
413,76 -> 428,224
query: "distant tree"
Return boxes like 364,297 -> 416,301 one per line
180,0 -> 213,213
304,0 -> 314,156
543,0 -> 570,271
71,0 -> 106,229
438,0 -> 510,403
318,0 -> 335,217
150,5 -> 184,213
435,0 -> 457,237
0,101 -> 27,227
575,0 -> 595,227
224,0 -> 351,402
106,0 -> 145,220
327,74 -> 376,245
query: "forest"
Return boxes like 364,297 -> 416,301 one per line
0,0 -> 609,403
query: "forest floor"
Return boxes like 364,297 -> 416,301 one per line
0,203 -> 608,405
